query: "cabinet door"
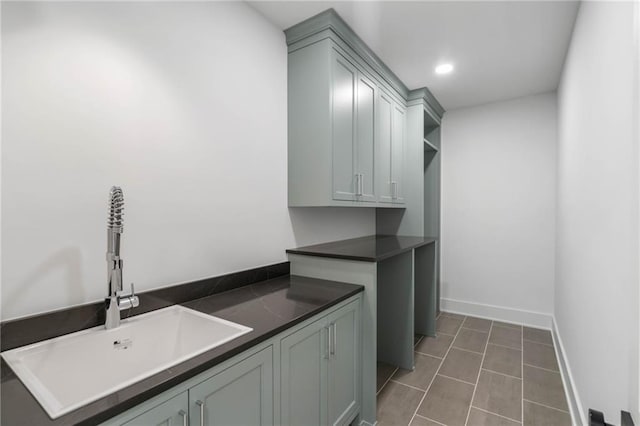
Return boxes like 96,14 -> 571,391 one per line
391,101 -> 406,204
331,49 -> 357,201
377,90 -> 394,203
327,300 -> 360,426
189,347 -> 273,426
121,392 -> 188,426
280,319 -> 328,426
355,73 -> 377,202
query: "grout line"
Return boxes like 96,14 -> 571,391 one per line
415,414 -> 447,426
437,373 -> 476,386
376,366 -> 399,396
523,363 -> 561,374
471,406 -> 522,424
462,325 -> 491,333
414,351 -> 444,361
523,398 -> 571,414
486,342 -> 522,352
523,338 -> 554,347
464,319 -> 493,426
435,330 -> 456,337
408,317 -> 466,425
487,341 -> 522,351
481,368 -> 522,381
415,413 -> 447,426
414,335 -> 424,348
521,323 -> 524,425
388,379 -> 427,393
451,345 -> 485,356
492,323 -> 522,330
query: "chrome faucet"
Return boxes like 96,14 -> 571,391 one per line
105,186 -> 139,329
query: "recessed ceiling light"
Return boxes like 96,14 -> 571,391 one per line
435,63 -> 454,75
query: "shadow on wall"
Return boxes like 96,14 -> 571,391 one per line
288,207 -> 376,247
3,247 -> 86,315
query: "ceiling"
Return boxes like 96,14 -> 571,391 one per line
249,1 -> 580,110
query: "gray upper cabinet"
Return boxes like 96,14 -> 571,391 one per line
377,90 -> 406,205
391,102 -> 406,204
288,38 -> 403,208
280,298 -> 361,426
189,347 -> 274,426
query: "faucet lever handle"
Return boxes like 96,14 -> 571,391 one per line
130,282 -> 136,296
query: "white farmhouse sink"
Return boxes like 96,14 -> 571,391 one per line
1,305 -> 252,419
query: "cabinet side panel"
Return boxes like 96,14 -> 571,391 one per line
288,40 -> 332,206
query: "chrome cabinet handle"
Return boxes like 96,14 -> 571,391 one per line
359,174 -> 364,196
331,322 -> 337,357
326,325 -> 332,359
196,400 -> 205,426
391,181 -> 397,199
355,173 -> 363,196
178,409 -> 187,426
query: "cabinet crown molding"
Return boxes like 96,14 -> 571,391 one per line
284,8 -> 444,118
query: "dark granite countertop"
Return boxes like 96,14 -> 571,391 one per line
286,235 -> 437,262
1,275 -> 363,426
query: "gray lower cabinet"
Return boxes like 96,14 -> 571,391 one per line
190,347 -> 273,426
280,299 -> 360,426
121,392 -> 188,426
102,295 -> 361,426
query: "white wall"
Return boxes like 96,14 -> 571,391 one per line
441,93 -> 557,325
1,2 -> 374,321
556,1 -> 639,423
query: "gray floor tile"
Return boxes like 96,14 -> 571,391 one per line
418,375 -> 474,426
410,415 -> 443,426
439,348 -> 482,384
377,381 -> 425,426
523,340 -> 559,371
392,353 -> 441,390
436,316 -> 463,335
463,316 -> 492,332
440,311 -> 466,320
523,327 -> 553,346
483,344 -> 522,378
473,370 -> 522,421
415,334 -> 454,358
523,365 -> 568,411
467,408 -> 520,425
453,328 -> 489,353
377,361 -> 398,392
489,326 -> 522,350
524,400 -> 572,426
493,321 -> 522,330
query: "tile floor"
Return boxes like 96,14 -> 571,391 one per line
376,312 -> 572,426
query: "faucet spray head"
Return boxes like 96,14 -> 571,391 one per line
108,186 -> 124,233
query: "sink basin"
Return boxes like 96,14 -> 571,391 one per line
1,305 -> 252,419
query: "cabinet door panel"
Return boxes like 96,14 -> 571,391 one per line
121,392 -> 188,426
280,319 -> 328,426
356,74 -> 376,202
190,347 -> 273,426
328,301 -> 360,426
391,102 -> 406,203
332,50 -> 357,201
377,90 -> 393,203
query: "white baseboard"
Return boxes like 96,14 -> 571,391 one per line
440,297 -> 553,329
552,318 -> 586,426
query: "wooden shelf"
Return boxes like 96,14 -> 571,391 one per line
424,138 -> 439,152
